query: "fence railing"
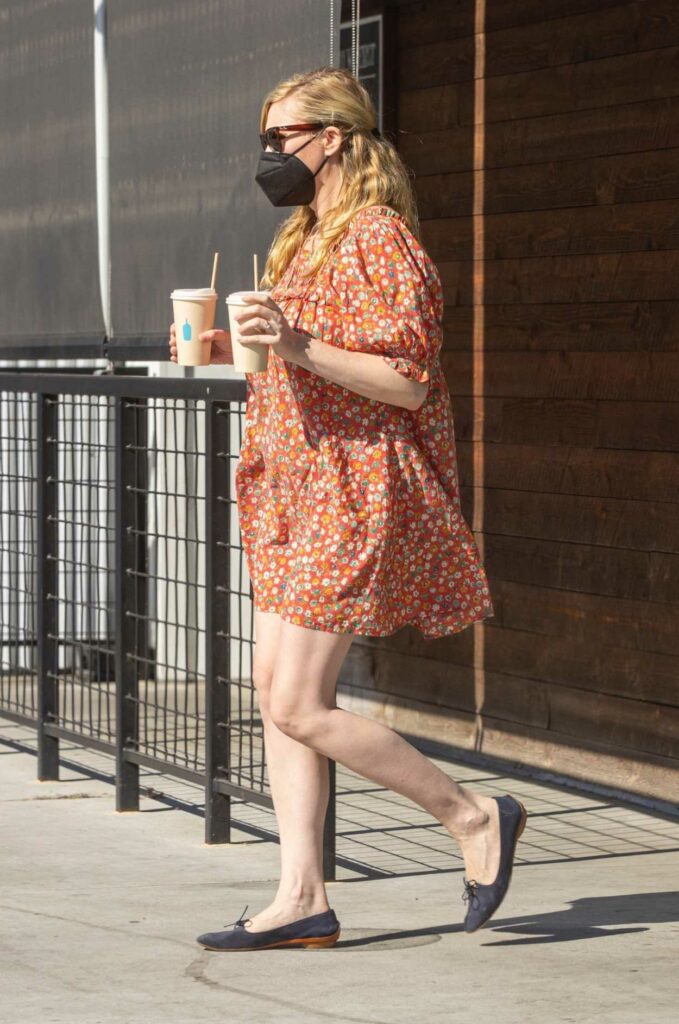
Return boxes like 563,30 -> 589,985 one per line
0,368 -> 337,879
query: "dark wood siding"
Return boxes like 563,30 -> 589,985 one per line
338,0 -> 679,807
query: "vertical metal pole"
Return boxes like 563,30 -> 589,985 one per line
114,395 -> 139,810
36,394 -> 59,780
323,759 -> 337,882
93,0 -> 112,341
204,394 -> 231,842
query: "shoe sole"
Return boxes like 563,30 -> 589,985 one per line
465,798 -> 528,934
199,926 -> 341,951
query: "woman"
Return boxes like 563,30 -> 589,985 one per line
169,67 -> 527,951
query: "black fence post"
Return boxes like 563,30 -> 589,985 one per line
114,394 -> 141,811
204,393 -> 231,843
36,393 -> 59,780
323,759 -> 337,881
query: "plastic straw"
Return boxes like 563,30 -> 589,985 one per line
253,253 -> 259,290
210,251 -> 219,291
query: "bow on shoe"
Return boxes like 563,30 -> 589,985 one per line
222,904 -> 251,930
461,877 -> 480,908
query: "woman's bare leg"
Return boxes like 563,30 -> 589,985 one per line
243,612 -> 502,932
268,619 -> 503,893
241,609 -> 349,932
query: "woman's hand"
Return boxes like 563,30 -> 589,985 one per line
232,292 -> 303,362
168,323 -> 234,365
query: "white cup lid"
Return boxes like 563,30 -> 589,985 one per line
171,287 -> 217,299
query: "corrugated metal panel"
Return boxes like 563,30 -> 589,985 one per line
0,0 -> 337,348
0,0 -> 102,347
109,0 -> 336,343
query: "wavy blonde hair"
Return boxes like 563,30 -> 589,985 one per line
258,66 -> 420,287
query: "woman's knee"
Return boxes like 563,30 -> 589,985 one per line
268,693 -> 297,736
268,687 -> 322,741
252,662 -> 274,717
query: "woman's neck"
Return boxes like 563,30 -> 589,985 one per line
309,163 -> 343,221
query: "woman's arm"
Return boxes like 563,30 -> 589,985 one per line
281,331 -> 429,412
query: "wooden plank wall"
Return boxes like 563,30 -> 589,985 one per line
337,0 -> 679,807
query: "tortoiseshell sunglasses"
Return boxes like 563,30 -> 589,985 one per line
259,123 -> 324,152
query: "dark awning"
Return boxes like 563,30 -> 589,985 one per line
0,1 -> 338,349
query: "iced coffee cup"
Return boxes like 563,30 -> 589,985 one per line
170,287 -> 218,366
226,292 -> 270,374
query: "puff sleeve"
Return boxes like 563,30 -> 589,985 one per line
327,211 -> 444,384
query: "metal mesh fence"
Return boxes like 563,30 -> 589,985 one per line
0,390 -> 38,719
52,392 -> 116,744
0,372 -> 327,859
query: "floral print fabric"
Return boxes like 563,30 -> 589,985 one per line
234,204 -> 495,638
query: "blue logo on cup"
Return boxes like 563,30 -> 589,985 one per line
182,319 -> 192,341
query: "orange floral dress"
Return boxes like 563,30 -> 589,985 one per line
234,204 -> 495,638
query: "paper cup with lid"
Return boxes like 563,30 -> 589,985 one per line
170,287 -> 218,366
225,292 -> 270,373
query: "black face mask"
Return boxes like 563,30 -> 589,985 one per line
255,134 -> 329,207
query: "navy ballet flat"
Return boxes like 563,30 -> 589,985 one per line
196,904 -> 341,951
461,794 -> 528,933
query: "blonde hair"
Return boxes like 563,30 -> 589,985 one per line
258,66 -> 420,287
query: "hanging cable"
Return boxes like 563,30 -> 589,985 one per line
351,0 -> 361,79
329,0 -> 335,66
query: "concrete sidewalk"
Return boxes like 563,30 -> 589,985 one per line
1,718 -> 678,1024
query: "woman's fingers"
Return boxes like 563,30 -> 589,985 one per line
203,328 -> 233,365
168,324 -> 234,365
239,316 -> 272,337
233,303 -> 271,324
199,328 -> 228,343
232,294 -> 277,327
234,303 -> 285,340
